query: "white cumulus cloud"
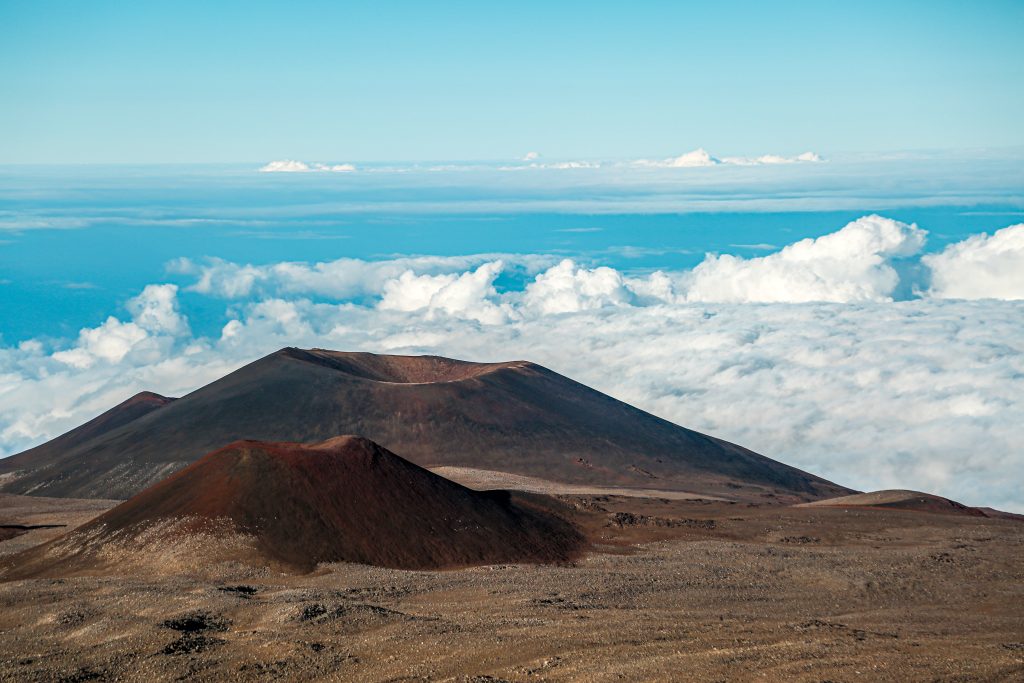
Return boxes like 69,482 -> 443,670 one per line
171,254 -> 556,301
635,149 -> 823,169
635,148 -> 721,168
378,261 -> 511,324
523,259 -> 644,314
51,285 -> 189,369
682,215 -> 927,303
258,160 -> 311,173
924,224 -> 1024,300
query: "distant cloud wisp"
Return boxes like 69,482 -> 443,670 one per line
634,148 -> 824,169
259,160 -> 356,173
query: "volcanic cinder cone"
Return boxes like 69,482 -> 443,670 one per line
1,436 -> 584,578
0,348 -> 852,501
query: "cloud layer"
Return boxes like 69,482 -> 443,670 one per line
2,216 -> 1023,512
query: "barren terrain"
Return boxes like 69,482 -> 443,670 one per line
2,490 -> 1022,682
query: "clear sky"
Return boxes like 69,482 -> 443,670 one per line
1,0 -> 1023,163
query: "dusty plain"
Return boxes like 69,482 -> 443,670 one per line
1,491 -> 1022,682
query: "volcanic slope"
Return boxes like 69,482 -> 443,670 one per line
798,490 -> 988,517
0,348 -> 851,501
2,436 -> 583,578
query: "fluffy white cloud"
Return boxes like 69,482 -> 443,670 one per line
635,148 -> 721,168
635,149 -> 823,169
259,160 -> 311,173
51,318 -> 149,369
682,215 -> 927,303
169,258 -> 265,298
171,254 -> 557,301
50,285 -> 189,369
378,261 -> 511,324
522,260 -> 641,313
169,215 -> 1024,311
924,224 -> 1024,300
127,284 -> 190,336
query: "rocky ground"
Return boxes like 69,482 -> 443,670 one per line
1,494 -> 1022,682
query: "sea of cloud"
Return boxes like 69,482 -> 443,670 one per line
1,215 -> 1022,510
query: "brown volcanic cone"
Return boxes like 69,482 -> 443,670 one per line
798,490 -> 987,517
0,348 -> 852,501
3,436 -> 583,577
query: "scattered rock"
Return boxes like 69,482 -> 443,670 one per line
297,602 -> 407,624
606,512 -> 715,530
780,536 -> 820,544
58,668 -> 105,683
300,603 -> 329,621
162,610 -> 230,633
162,633 -> 225,655
57,609 -> 96,626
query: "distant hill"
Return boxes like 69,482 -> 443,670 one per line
2,436 -> 584,577
798,489 -> 987,517
0,348 -> 851,501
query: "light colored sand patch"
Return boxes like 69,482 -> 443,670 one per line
429,466 -> 730,501
798,490 -> 942,507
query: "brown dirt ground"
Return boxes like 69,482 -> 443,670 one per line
1,492 -> 1022,682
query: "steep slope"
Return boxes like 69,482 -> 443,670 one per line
0,348 -> 851,501
7,391 -> 173,469
3,436 -> 583,577
798,490 -> 987,517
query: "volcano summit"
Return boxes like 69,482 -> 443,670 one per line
0,348 -> 847,501
0,348 -> 850,501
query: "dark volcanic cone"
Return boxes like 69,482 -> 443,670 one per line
11,391 -> 174,463
2,436 -> 584,577
0,348 -> 852,501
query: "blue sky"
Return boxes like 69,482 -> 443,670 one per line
2,0 -> 1023,163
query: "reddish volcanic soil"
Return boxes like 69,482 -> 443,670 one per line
3,436 -> 583,577
798,489 -> 988,517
